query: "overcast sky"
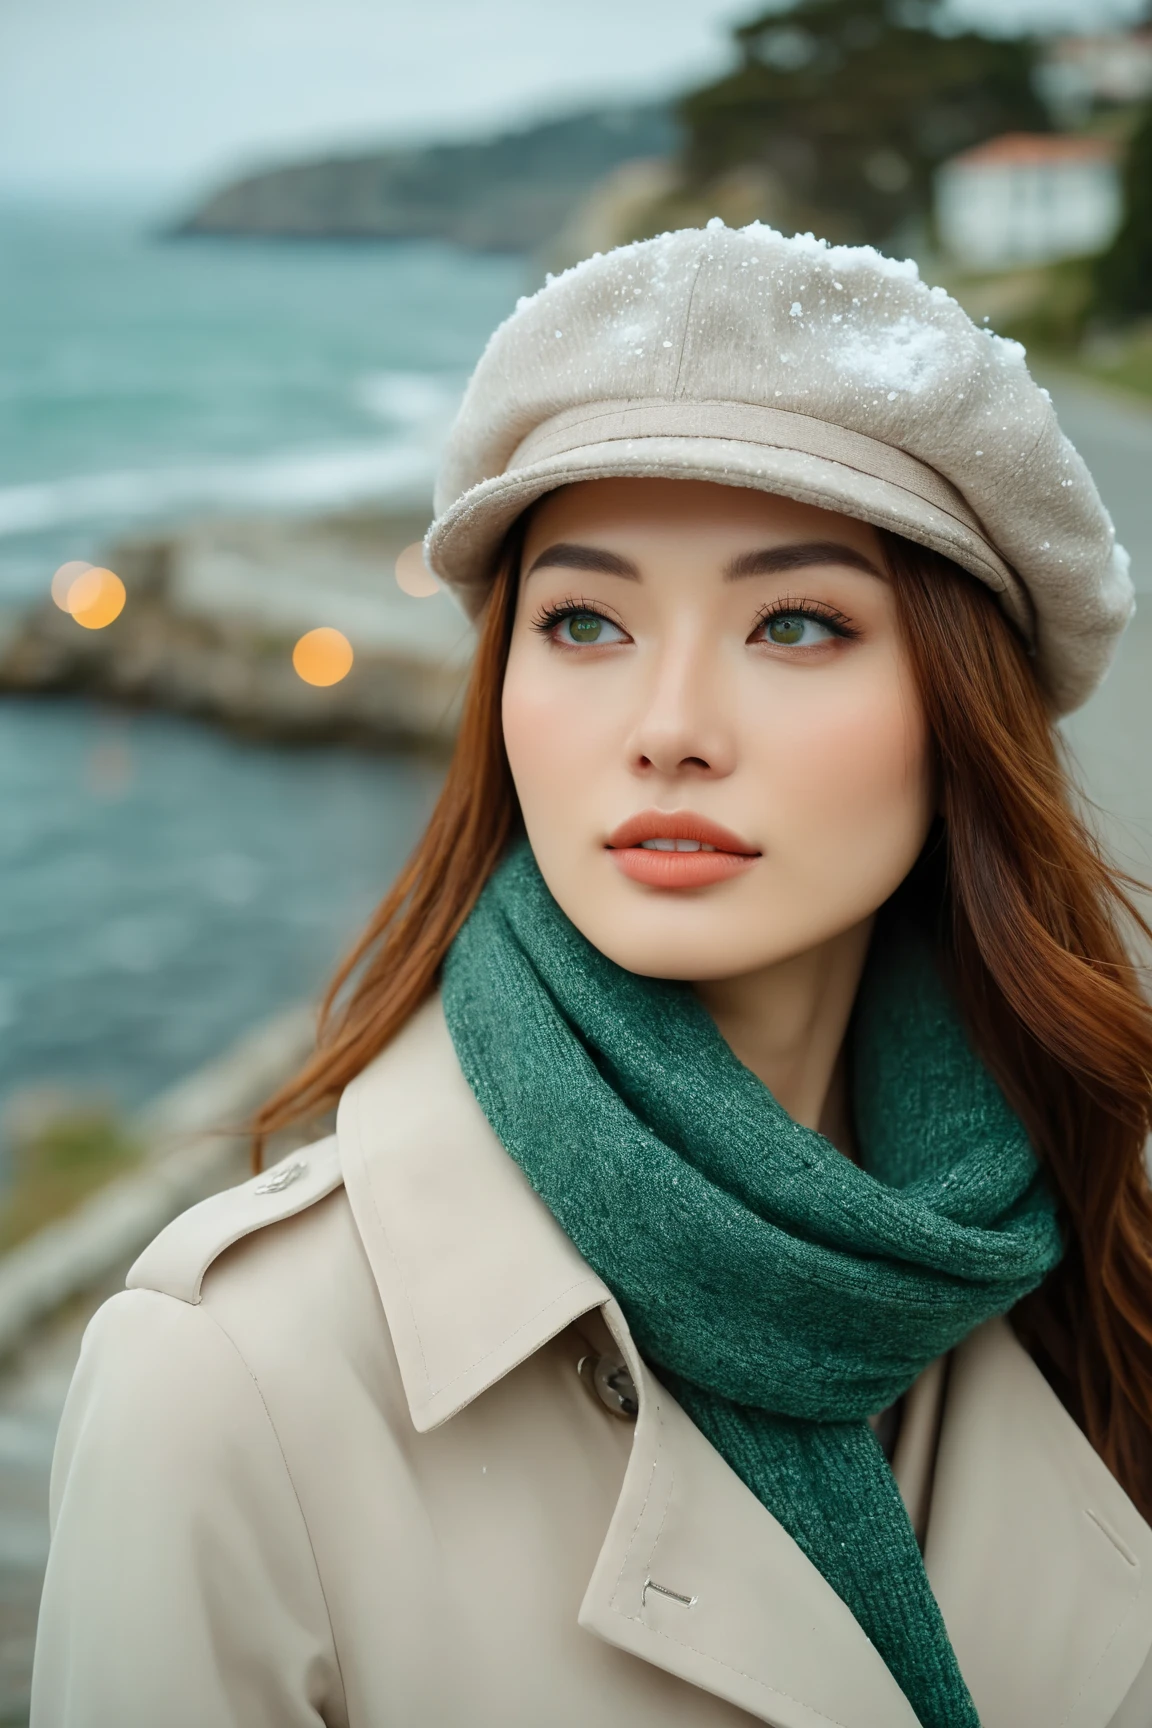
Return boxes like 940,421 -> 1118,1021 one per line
0,0 -> 1146,203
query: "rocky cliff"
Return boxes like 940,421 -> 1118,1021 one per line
175,104 -> 677,252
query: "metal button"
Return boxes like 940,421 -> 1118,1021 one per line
253,1158 -> 307,1195
577,1353 -> 638,1421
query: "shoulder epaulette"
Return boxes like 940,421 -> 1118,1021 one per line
126,1136 -> 343,1305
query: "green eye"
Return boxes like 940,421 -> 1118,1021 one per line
566,614 -> 604,643
767,614 -> 807,645
541,609 -> 626,647
760,611 -> 839,646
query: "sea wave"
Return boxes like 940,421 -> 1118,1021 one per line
352,369 -> 463,429
0,441 -> 438,540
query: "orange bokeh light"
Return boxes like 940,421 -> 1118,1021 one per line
67,568 -> 127,630
50,560 -> 93,611
395,541 -> 441,597
292,627 -> 354,687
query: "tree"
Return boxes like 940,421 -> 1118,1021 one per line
1095,103 -> 1152,319
676,0 -> 1049,247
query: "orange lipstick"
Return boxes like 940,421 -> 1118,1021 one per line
606,810 -> 760,889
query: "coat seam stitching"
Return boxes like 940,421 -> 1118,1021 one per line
1055,1557 -> 1144,1728
610,1422 -> 662,1614
607,1406 -> 854,1728
351,1088 -> 434,1387
130,1139 -> 342,1306
421,1277 -> 607,1397
638,1419 -> 674,1592
1085,1506 -> 1139,1569
186,1299 -> 350,1720
612,1615 -> 855,1728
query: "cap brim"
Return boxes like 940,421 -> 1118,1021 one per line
426,433 -> 1033,642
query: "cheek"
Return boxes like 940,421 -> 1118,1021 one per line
754,661 -> 932,876
501,642 -> 614,829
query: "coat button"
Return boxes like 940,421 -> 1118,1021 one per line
577,1353 -> 638,1421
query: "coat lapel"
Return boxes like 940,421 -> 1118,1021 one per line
339,994 -> 921,1728
925,1318 -> 1152,1728
337,995 -> 609,1432
581,1298 -> 921,1728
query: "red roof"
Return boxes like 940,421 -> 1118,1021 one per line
948,133 -> 1118,170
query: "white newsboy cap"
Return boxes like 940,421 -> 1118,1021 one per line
427,221 -> 1134,714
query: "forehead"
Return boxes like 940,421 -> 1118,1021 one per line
522,477 -> 884,562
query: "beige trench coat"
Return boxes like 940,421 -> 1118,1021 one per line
31,995 -> 1152,1728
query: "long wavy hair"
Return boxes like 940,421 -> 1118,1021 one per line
255,522 -> 1152,1519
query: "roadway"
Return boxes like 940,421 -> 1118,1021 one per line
1048,375 -> 1152,885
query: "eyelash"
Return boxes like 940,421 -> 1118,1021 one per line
749,595 -> 861,642
531,596 -> 627,638
530,594 -> 861,643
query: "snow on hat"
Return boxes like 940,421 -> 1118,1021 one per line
426,220 -> 1134,715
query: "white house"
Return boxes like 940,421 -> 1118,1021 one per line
935,133 -> 1122,271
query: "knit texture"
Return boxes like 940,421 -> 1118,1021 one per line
442,843 -> 1065,1728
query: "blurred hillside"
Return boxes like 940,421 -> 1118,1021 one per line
177,0 -> 1051,259
173,0 -> 1152,379
175,104 -> 677,252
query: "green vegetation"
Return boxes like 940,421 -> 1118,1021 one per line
1077,322 -> 1152,400
0,1110 -> 142,1253
938,257 -> 1152,405
1095,102 -> 1152,319
669,0 -> 1046,247
944,257 -> 1097,351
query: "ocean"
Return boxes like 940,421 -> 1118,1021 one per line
0,202 -> 528,1133
3,204 -> 1152,1139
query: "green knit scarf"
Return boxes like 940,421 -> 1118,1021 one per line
442,843 -> 1064,1728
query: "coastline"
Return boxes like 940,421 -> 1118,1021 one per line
0,506 -> 473,752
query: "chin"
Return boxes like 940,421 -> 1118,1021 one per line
570,909 -> 784,984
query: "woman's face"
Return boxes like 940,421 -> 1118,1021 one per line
502,478 -> 935,982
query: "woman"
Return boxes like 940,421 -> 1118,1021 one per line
32,224 -> 1152,1728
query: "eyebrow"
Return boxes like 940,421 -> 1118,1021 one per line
724,541 -> 884,580
524,542 -> 640,579
524,538 -> 884,582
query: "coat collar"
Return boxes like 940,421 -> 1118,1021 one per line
337,991 -> 1152,1728
337,992 -> 610,1433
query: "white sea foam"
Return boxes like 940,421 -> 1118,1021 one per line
0,364 -> 464,543
351,370 -> 463,430
0,441 -> 439,540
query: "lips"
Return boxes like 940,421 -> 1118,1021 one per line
606,810 -> 760,889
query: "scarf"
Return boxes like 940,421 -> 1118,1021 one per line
441,843 -> 1064,1727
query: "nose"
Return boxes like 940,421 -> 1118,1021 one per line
624,635 -> 736,781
